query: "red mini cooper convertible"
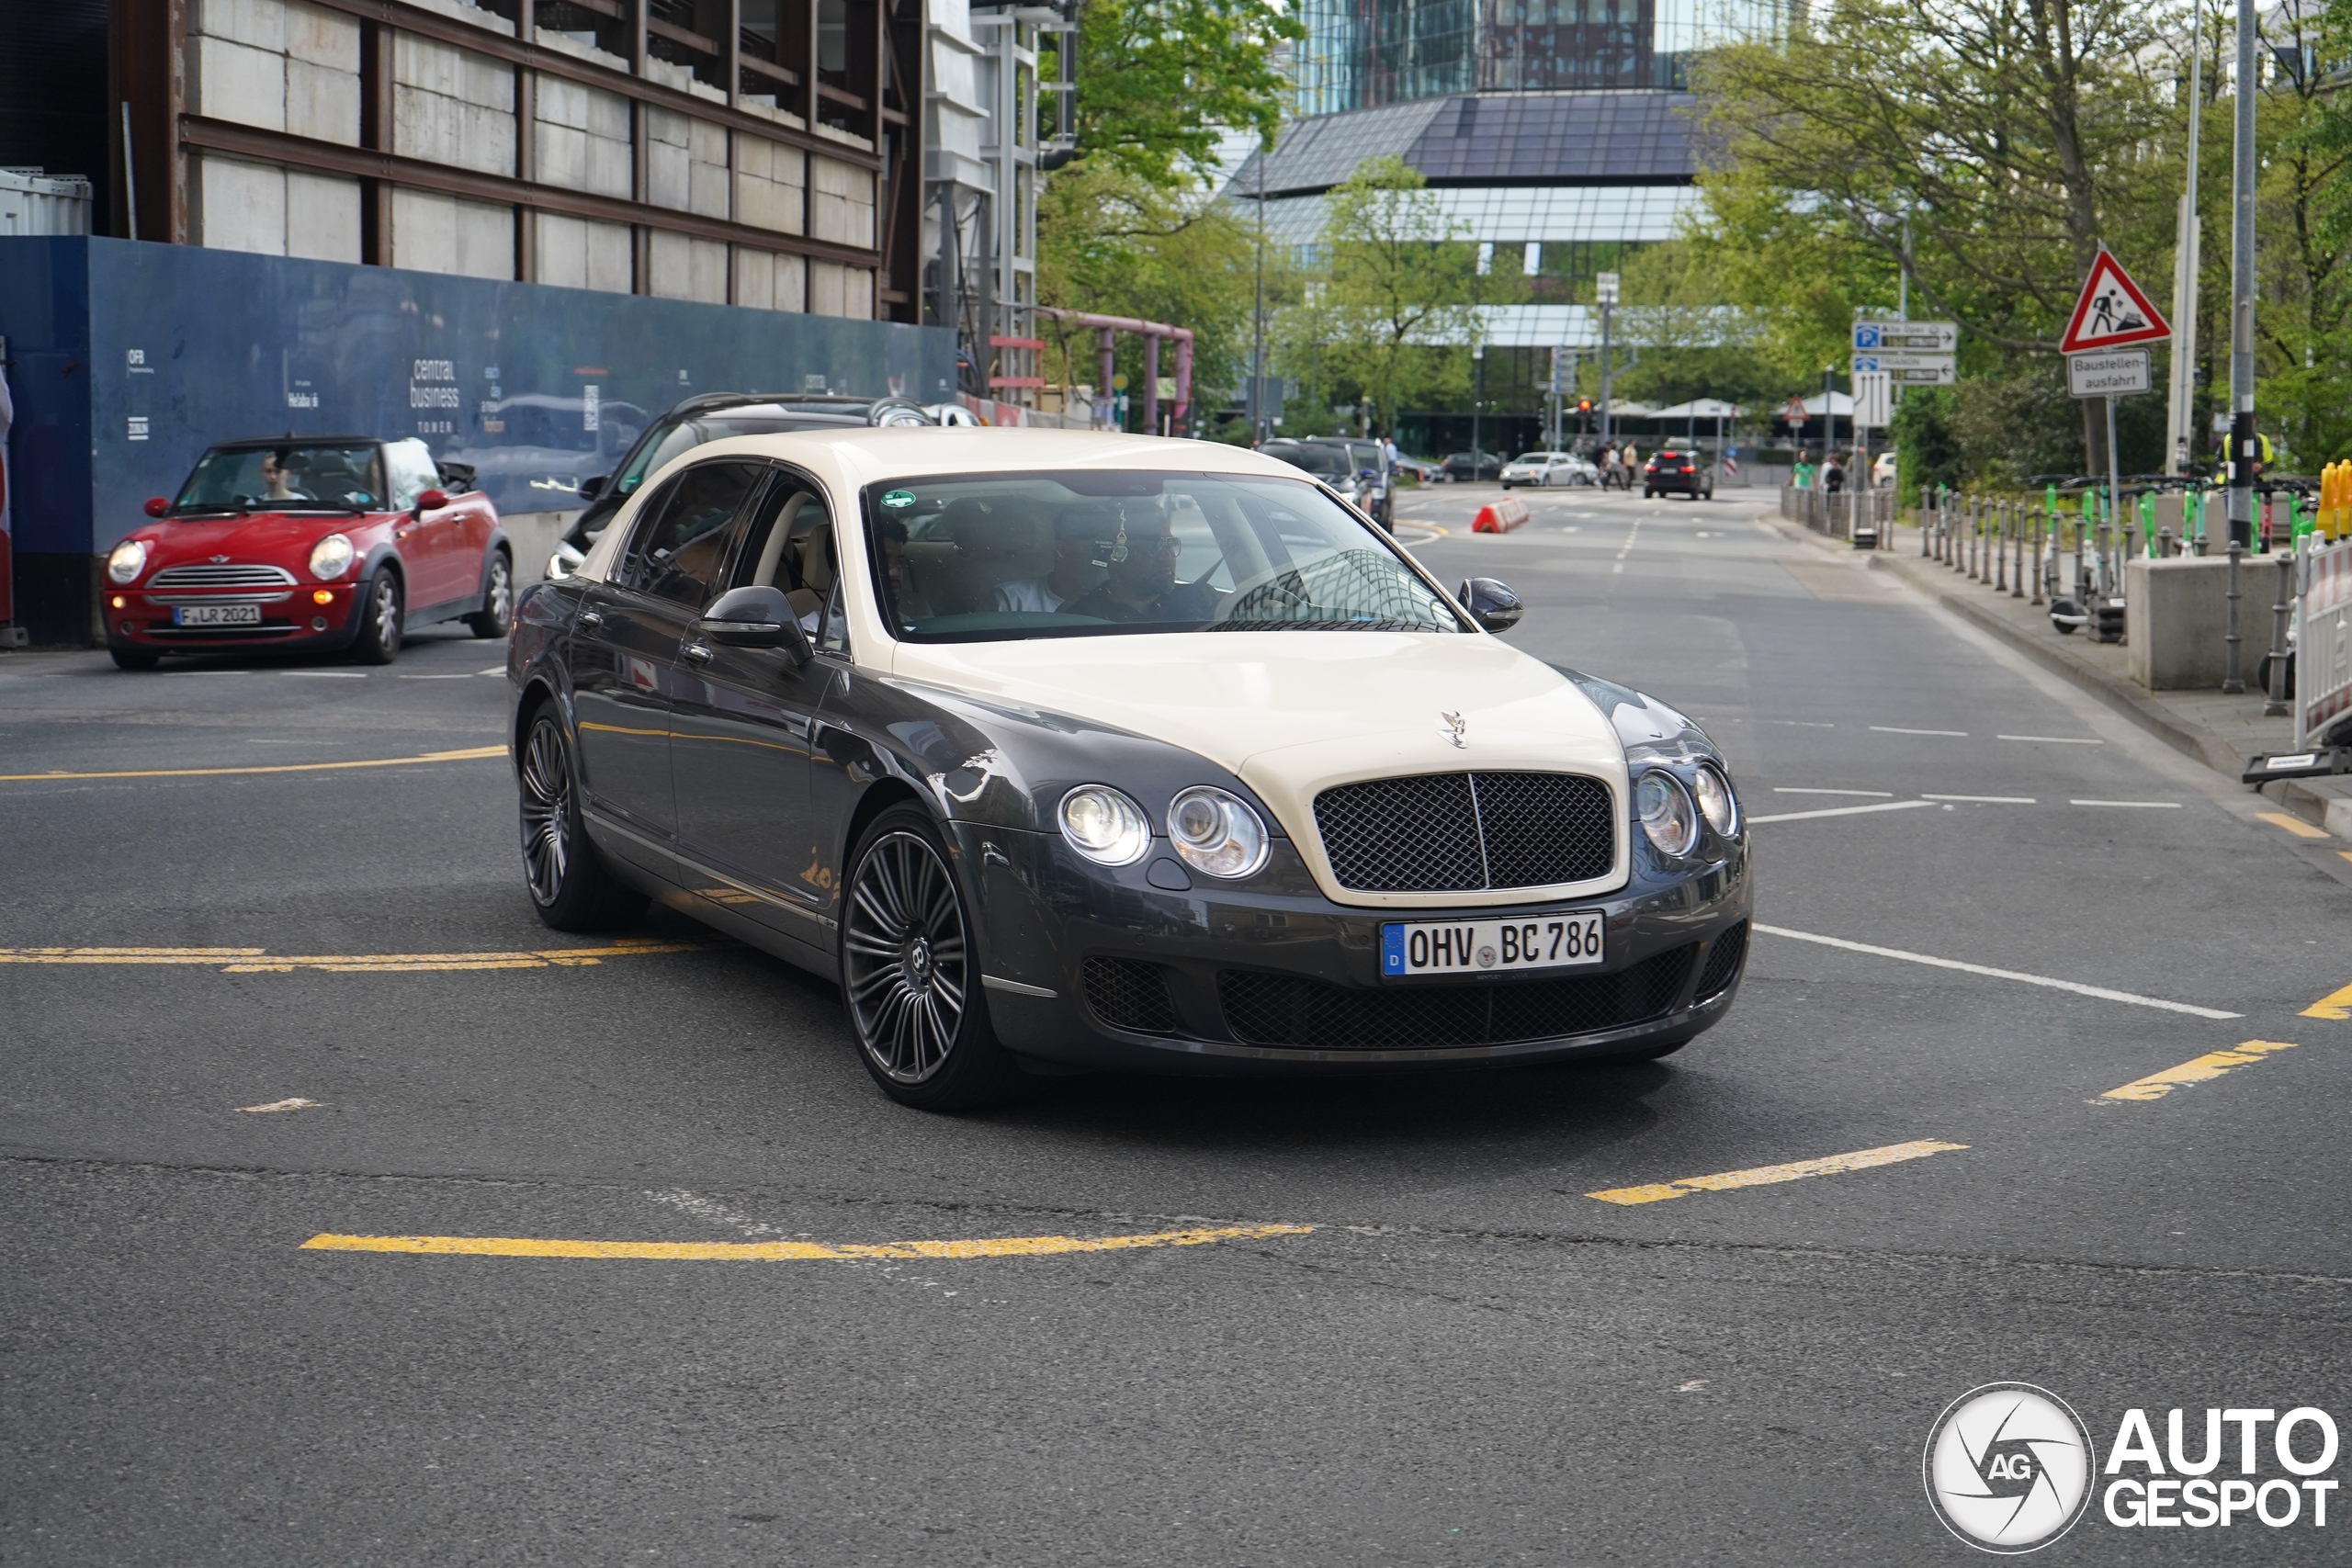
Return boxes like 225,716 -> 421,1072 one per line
103,435 -> 513,669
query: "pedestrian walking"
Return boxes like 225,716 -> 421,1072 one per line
1822,455 -> 1845,494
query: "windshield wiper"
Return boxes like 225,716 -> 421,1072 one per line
1204,616 -> 1438,633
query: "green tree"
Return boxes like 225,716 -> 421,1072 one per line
1057,0 -> 1302,186
1281,157 -> 1481,435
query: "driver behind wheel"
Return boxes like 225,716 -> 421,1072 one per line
1060,503 -> 1218,625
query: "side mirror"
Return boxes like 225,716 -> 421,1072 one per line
699,584 -> 812,662
414,489 -> 448,514
1456,577 -> 1522,634
578,473 -> 607,502
144,497 -> 171,517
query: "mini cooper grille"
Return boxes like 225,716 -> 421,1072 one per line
148,563 -> 298,589
1311,772 -> 1614,892
1217,945 -> 1697,1052
1694,920 -> 1748,1000
1082,957 -> 1180,1034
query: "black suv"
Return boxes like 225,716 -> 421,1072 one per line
551,393 -> 933,568
1641,448 -> 1715,500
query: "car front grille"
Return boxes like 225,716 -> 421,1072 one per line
1082,956 -> 1180,1034
148,563 -> 298,589
1217,944 -> 1698,1051
1694,920 -> 1747,1000
1311,771 -> 1615,892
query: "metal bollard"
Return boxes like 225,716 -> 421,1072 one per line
2223,537 -> 2245,694
1969,503 -> 1980,580
2011,504 -> 2026,598
2158,525 -> 2174,560
2030,518 -> 2045,606
2265,548 -> 2293,717
1995,504 -> 2007,592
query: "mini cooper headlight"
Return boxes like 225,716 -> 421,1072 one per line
1636,770 -> 1699,858
106,538 -> 150,585
1059,784 -> 1153,866
1692,763 -> 1738,837
308,533 -> 355,581
1166,785 -> 1270,878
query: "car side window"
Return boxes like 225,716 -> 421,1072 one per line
617,459 -> 765,608
383,439 -> 439,510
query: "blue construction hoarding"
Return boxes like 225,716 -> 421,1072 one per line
0,236 -> 955,643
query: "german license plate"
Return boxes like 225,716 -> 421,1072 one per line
1381,911 -> 1604,976
173,604 -> 262,626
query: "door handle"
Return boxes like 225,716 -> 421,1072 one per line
578,609 -> 605,630
682,642 -> 712,663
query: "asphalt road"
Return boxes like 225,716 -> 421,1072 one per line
6,484 -> 2350,1564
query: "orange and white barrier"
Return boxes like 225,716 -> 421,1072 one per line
1471,496 -> 1531,534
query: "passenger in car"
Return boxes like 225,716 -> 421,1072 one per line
875,516 -> 933,621
1060,510 -> 1218,625
995,502 -> 1113,614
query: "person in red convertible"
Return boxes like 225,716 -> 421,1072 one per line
103,435 -> 513,669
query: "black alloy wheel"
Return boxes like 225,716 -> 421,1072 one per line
842,806 -> 1027,1110
468,550 -> 514,638
351,570 -> 402,664
516,708 -> 647,931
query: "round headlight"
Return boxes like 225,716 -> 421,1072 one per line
1058,784 -> 1153,866
1636,771 -> 1699,858
308,533 -> 356,581
1166,785 -> 1271,878
106,538 -> 151,585
1693,763 -> 1739,837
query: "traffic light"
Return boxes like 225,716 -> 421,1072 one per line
1576,398 -> 1591,414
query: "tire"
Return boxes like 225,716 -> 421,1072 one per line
842,805 -> 1029,1111
109,646 -> 160,671
350,570 -> 402,665
466,549 -> 514,638
516,705 -> 649,932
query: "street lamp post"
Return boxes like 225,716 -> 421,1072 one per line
1596,271 -> 1619,454
1471,342 -> 1484,477
2224,0 -> 2257,692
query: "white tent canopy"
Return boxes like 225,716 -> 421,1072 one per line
1798,391 -> 1854,416
1651,399 -> 1745,419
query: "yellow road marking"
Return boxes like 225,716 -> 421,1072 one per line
1587,1139 -> 1967,1206
0,745 -> 505,784
2303,983 -> 2352,1021
2101,1039 -> 2300,1101
300,1222 -> 1314,1261
2257,811 -> 2332,840
0,940 -> 711,973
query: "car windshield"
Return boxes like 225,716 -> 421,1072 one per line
613,411 -> 864,497
1512,452 -> 1554,464
175,443 -> 382,512
1260,444 -> 1350,478
867,470 -> 1464,642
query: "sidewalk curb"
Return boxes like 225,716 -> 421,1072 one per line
1753,507 -> 2352,833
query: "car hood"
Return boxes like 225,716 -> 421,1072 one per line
132,511 -> 371,569
890,633 -> 1631,908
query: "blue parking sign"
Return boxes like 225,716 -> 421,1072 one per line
1853,323 -> 1882,349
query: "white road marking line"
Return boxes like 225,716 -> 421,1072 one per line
1611,563 -> 1624,573
1752,923 -> 2243,1019
1773,787 -> 1894,797
399,674 -> 473,681
282,671 -> 367,679
1746,799 -> 1939,824
2072,798 -> 2181,808
2000,734 -> 2104,744
238,1097 -> 322,1113
478,666 -> 506,674
1870,725 -> 1967,737
1923,794 -> 2036,804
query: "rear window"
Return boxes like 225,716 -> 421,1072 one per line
1261,443 -> 1349,478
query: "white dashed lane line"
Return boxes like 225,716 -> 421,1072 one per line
1870,725 -> 1967,737
1773,787 -> 1892,798
1999,734 -> 2105,745
1923,794 -> 2036,804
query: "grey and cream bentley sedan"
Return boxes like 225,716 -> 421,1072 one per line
506,428 -> 1749,1109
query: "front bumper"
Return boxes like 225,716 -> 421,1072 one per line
106,584 -> 362,655
956,825 -> 1751,1074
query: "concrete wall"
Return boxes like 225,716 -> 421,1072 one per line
191,0 -> 364,261
2123,554 -> 2290,690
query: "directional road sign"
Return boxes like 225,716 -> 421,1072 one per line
2067,348 -> 2151,398
1852,354 -> 1957,386
2058,250 -> 2170,353
1853,320 -> 1957,353
1853,371 -> 1892,429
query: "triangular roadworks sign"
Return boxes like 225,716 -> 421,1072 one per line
2058,249 -> 2171,353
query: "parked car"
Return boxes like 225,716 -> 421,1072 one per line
1500,451 -> 1596,489
1872,450 -> 1897,488
1442,450 -> 1504,482
1393,454 -> 1446,484
1259,437 -> 1393,528
104,435 -> 511,670
1641,448 -> 1716,500
550,392 -> 936,575
507,428 -> 1752,1110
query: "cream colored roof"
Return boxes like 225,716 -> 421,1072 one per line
680,427 -> 1302,492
